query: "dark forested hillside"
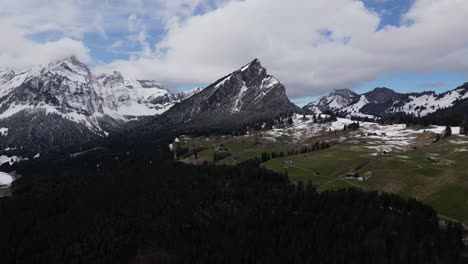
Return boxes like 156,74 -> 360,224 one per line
0,146 -> 464,263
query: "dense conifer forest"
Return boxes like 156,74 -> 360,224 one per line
0,134 -> 464,264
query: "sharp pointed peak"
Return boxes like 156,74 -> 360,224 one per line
240,58 -> 263,71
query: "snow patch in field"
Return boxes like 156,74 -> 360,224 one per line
449,139 -> 468,145
0,127 -> 8,136
0,155 -> 25,166
0,172 -> 13,186
455,148 -> 468,152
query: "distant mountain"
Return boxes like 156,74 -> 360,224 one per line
303,89 -> 359,113
174,87 -> 204,101
303,84 -> 468,121
0,57 -> 182,156
155,59 -> 301,134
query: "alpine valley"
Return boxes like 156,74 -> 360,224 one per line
0,57 -> 467,263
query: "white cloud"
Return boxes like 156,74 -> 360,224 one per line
1,0 -> 468,99
0,0 -> 219,70
96,0 -> 468,98
111,40 -> 124,49
0,0 -> 92,69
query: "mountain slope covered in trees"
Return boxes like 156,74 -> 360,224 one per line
0,146 -> 464,263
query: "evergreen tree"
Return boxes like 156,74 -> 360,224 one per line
444,126 -> 452,137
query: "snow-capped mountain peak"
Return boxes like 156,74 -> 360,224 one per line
303,88 -> 358,113
0,57 -> 184,139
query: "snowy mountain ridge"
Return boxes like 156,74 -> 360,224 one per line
0,57 -> 199,134
0,56 -> 205,156
303,84 -> 468,119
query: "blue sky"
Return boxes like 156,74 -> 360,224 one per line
2,0 -> 468,105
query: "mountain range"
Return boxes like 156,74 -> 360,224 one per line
0,57 -> 299,156
0,57 -> 202,156
1,56 -> 467,157
303,84 -> 468,122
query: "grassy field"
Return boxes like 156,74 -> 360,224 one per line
178,133 -> 468,223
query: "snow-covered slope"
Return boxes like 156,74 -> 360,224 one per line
97,71 -> 176,117
0,57 -> 179,132
388,87 -> 468,116
303,89 -> 358,114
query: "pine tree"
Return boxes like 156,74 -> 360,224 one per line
444,126 -> 452,137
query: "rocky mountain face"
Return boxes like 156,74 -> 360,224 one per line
0,57 -> 193,156
155,59 -> 301,134
304,84 -> 468,120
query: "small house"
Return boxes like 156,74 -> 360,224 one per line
363,171 -> 373,181
281,160 -> 296,168
463,236 -> 468,246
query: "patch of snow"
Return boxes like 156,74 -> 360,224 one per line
0,104 -> 32,119
215,75 -> 232,89
0,172 -> 13,187
455,148 -> 468,152
449,139 -> 468,145
0,155 -> 25,166
241,63 -> 251,72
0,127 -> 8,136
232,83 -> 249,113
343,95 -> 370,117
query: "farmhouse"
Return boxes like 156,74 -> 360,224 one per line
282,160 -> 295,168
363,171 -> 373,181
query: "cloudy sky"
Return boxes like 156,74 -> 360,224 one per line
1,0 -> 468,105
